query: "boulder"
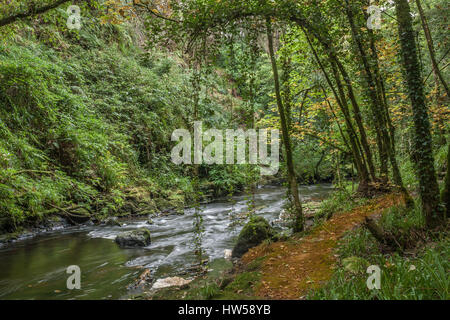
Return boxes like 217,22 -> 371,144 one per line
152,277 -> 191,290
104,217 -> 122,227
232,216 -> 275,258
115,228 -> 151,247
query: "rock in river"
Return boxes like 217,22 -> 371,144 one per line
232,216 -> 275,258
115,228 -> 151,247
104,217 -> 123,227
224,249 -> 232,260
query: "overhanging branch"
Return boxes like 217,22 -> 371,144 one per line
0,0 -> 76,28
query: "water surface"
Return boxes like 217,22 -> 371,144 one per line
0,184 -> 333,300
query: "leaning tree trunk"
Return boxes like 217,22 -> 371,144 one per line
394,0 -> 443,227
415,0 -> 450,98
346,0 -> 388,182
415,0 -> 449,146
442,143 -> 450,218
365,22 -> 396,151
345,0 -> 412,206
267,18 -> 304,232
329,60 -> 372,192
332,55 -> 377,183
303,29 -> 370,192
364,10 -> 398,181
296,17 -> 376,188
281,56 -> 294,132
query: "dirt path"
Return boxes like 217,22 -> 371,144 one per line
241,193 -> 404,299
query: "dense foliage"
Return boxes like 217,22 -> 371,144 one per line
0,0 -> 448,301
0,7 -> 252,232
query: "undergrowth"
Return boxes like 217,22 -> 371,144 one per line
0,14 -> 246,232
308,203 -> 449,300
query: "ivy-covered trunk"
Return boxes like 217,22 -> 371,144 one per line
394,0 -> 443,227
345,0 -> 387,182
415,0 -> 449,98
345,1 -> 412,204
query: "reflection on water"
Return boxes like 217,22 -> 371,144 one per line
0,184 -> 333,300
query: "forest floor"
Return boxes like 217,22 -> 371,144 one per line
239,193 -> 405,299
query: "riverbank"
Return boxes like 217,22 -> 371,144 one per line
135,186 -> 363,300
151,190 -> 448,300
0,184 -> 334,299
0,172 -> 287,248
239,193 -> 404,299
0,196 -> 183,248
0,174 -> 309,248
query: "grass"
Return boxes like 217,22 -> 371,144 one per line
308,203 -> 449,300
315,182 -> 368,222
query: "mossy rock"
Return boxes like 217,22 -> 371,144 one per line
169,192 -> 186,214
232,216 -> 275,258
119,202 -> 138,215
115,228 -> 151,247
104,217 -> 122,227
135,200 -> 158,216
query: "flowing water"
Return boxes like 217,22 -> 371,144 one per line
0,184 -> 333,300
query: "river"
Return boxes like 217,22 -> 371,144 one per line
0,184 -> 333,300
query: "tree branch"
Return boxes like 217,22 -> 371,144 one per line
133,2 -> 181,24
0,0 -> 76,28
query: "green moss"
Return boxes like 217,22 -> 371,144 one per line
246,256 -> 267,271
224,271 -> 261,292
232,216 -> 275,258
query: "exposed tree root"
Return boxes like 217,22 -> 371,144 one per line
48,204 -> 92,225
363,216 -> 402,252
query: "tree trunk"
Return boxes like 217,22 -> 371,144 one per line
332,55 -> 377,183
281,57 -> 293,132
394,0 -> 443,227
362,3 -> 397,154
297,18 -> 376,186
442,143 -> 450,218
364,217 -> 401,250
330,60 -> 371,192
304,30 -> 370,192
415,0 -> 448,146
267,18 -> 304,232
0,0 -> 73,27
345,0 -> 411,204
320,85 -> 352,153
346,0 -> 389,181
415,0 -> 450,98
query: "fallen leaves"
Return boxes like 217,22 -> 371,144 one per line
241,193 -> 404,299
